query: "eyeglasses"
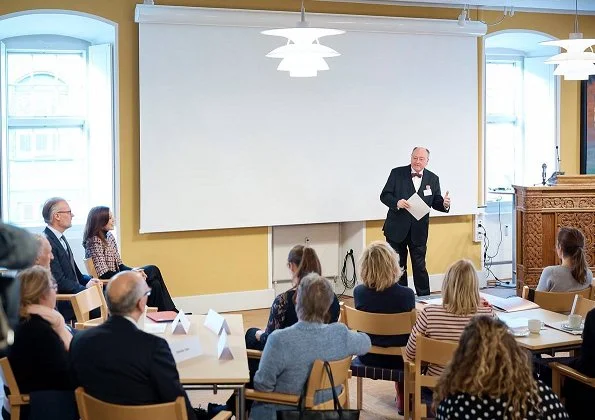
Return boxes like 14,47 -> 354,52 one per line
50,283 -> 58,291
143,288 -> 152,297
56,210 -> 73,215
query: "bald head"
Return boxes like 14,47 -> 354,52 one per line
106,271 -> 147,318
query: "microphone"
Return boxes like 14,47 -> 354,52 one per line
547,145 -> 565,185
542,163 -> 547,185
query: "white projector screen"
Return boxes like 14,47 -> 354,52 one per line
136,6 -> 486,233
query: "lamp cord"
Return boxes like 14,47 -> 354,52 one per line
339,249 -> 357,297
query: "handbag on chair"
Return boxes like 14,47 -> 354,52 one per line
277,361 -> 359,420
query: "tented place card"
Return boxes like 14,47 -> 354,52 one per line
171,311 -> 191,335
144,323 -> 167,334
204,309 -> 231,335
168,336 -> 202,363
217,330 -> 233,360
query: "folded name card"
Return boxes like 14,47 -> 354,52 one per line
171,311 -> 191,335
217,330 -> 233,360
144,323 -> 167,334
204,309 -> 231,336
168,336 -> 202,363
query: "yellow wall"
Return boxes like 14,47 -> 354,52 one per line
2,1 -> 594,294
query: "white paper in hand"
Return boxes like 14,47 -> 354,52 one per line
204,309 -> 231,335
167,336 -> 202,363
406,193 -> 431,221
217,330 -> 233,360
171,311 -> 191,335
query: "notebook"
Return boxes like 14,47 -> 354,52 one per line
146,311 -> 178,322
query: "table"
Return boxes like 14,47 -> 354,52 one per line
157,314 -> 250,419
497,309 -> 582,353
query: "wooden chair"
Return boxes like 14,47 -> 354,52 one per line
83,258 -> 99,278
571,295 -> 595,317
405,335 -> 458,420
341,305 -> 416,414
522,285 -> 592,313
550,362 -> 595,400
70,284 -> 108,329
75,387 -> 231,420
0,357 -> 30,420
246,356 -> 352,410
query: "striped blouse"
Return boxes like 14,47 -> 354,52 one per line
405,303 -> 496,376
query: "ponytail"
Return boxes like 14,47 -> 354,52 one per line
571,247 -> 588,285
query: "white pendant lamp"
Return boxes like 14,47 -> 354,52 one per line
541,0 -> 595,81
262,1 -> 344,78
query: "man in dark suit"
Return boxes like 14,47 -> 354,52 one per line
380,147 -> 451,296
42,197 -> 102,321
70,271 -> 204,420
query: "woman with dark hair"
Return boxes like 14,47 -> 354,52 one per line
536,227 -> 593,292
434,316 -> 568,419
83,206 -> 177,312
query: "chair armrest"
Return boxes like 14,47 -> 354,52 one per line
245,389 -> 300,405
550,362 -> 595,387
247,349 -> 262,359
8,394 -> 30,405
56,294 -> 75,301
212,411 -> 233,420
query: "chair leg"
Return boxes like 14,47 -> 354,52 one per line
13,405 -> 20,420
356,377 -> 362,410
345,379 -> 350,409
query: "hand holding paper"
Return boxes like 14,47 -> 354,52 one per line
405,193 -> 431,221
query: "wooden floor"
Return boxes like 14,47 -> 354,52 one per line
189,301 -> 404,419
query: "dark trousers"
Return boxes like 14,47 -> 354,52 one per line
386,232 -> 430,296
141,265 -> 177,312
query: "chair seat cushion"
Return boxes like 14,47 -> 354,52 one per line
350,356 -> 404,382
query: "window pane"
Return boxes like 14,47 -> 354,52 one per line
5,127 -> 87,226
6,52 -> 86,117
485,122 -> 518,193
486,62 -> 520,116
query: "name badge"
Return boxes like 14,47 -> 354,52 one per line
423,186 -> 432,196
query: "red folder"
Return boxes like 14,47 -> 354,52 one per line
146,311 -> 178,322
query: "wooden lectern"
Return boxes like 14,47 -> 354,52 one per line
514,175 -> 595,296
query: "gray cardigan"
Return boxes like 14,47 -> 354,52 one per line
250,321 -> 371,420
536,265 -> 593,292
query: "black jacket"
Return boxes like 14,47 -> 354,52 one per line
380,165 -> 449,245
70,315 -> 197,420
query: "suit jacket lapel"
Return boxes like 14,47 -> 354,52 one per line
44,227 -> 76,276
418,171 -> 429,196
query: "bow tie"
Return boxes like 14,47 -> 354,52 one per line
411,172 -> 422,178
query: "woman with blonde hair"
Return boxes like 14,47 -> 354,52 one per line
434,316 -> 568,419
9,266 -> 73,391
405,259 -> 495,376
353,240 -> 415,414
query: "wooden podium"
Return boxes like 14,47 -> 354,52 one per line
514,175 -> 595,295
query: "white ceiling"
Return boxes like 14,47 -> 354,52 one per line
322,0 -> 595,14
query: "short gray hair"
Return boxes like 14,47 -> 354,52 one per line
106,276 -> 145,316
296,273 -> 334,323
411,147 -> 430,157
42,197 -> 66,224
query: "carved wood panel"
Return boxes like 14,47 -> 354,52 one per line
557,213 -> 595,267
523,213 -> 543,268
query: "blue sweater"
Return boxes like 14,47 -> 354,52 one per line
250,321 -> 371,420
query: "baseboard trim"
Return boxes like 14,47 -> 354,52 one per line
173,289 -> 276,314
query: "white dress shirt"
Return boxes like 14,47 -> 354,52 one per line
411,169 -> 424,192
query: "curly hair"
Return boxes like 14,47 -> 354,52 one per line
433,316 -> 541,419
359,241 -> 401,292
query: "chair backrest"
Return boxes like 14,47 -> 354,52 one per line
83,258 -> 99,278
0,357 -> 30,419
572,295 -> 595,317
414,335 -> 458,401
522,285 -> 592,313
342,305 -> 416,356
304,356 -> 352,410
75,388 -> 188,420
70,284 -> 108,323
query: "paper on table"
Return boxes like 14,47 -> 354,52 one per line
144,323 -> 167,334
405,193 -> 431,221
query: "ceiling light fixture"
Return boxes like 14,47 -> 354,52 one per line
262,0 -> 344,78
541,0 -> 595,81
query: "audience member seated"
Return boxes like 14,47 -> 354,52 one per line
250,273 -> 371,420
42,197 -> 103,322
434,316 -> 568,420
353,240 -> 415,414
7,266 -> 76,419
82,206 -> 177,311
69,271 -> 207,420
536,227 -> 593,292
405,259 -> 495,376
33,234 -> 54,268
210,246 -> 341,416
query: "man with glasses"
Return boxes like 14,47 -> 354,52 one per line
42,197 -> 102,321
70,271 -> 207,420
